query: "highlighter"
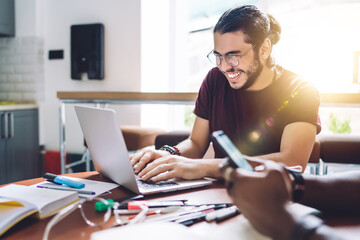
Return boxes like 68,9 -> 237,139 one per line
43,173 -> 85,189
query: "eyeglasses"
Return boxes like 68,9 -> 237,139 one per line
43,198 -> 149,240
78,197 -> 149,227
207,45 -> 255,67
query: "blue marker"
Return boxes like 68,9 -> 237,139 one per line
43,173 -> 85,189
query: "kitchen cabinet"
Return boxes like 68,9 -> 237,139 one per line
0,0 -> 15,37
0,109 -> 40,184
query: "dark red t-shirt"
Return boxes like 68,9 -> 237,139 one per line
194,67 -> 321,158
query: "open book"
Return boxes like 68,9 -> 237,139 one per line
0,184 -> 80,236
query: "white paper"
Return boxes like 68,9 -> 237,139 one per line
91,222 -> 206,240
32,177 -> 119,200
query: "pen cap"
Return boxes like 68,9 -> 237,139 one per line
43,173 -> 57,181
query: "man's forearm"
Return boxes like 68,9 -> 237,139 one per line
176,138 -> 208,158
300,171 -> 360,213
175,139 -> 223,178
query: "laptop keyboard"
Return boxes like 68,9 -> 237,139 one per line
136,176 -> 178,189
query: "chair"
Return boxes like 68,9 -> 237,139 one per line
121,125 -> 166,151
318,134 -> 360,164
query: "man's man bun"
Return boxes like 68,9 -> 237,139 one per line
267,14 -> 281,45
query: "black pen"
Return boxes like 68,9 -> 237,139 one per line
174,205 -> 226,226
175,212 -> 207,226
37,186 -> 95,195
180,214 -> 207,226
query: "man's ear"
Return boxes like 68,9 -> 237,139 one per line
259,38 -> 272,60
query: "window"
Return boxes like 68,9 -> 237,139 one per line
185,0 -> 360,93
184,0 -> 255,92
266,0 -> 360,134
269,0 -> 360,93
140,0 -> 360,134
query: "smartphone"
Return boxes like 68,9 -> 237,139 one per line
212,130 -> 253,171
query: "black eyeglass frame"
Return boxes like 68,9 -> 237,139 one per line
207,45 -> 256,67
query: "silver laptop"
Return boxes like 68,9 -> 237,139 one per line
74,105 -> 212,195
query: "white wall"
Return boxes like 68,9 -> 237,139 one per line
0,0 -> 44,105
34,0 -> 141,152
41,0 -> 142,152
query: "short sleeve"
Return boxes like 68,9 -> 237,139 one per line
193,68 -> 218,120
282,81 -> 322,134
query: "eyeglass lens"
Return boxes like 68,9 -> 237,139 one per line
78,197 -> 149,228
208,45 -> 255,67
78,198 -> 113,229
208,53 -> 239,67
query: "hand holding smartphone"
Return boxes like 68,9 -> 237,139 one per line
212,130 -> 253,171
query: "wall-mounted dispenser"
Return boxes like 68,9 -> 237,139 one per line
71,23 -> 104,80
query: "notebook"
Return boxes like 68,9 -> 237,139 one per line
0,184 -> 79,236
74,105 -> 212,195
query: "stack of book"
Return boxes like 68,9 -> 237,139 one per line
0,184 -> 79,236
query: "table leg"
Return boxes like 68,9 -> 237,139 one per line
59,101 -> 66,174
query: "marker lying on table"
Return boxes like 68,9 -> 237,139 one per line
175,212 -> 208,226
205,205 -> 239,222
124,200 -> 187,209
122,200 -> 231,210
43,173 -> 85,189
170,205 -> 229,226
127,206 -> 182,220
37,185 -> 95,195
147,204 -> 229,224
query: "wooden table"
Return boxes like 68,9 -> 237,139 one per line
2,172 -> 360,240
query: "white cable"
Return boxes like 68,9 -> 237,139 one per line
42,201 -> 81,240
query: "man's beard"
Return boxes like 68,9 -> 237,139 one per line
238,52 -> 263,90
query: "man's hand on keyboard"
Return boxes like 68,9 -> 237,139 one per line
130,147 -> 171,174
137,156 -> 218,182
